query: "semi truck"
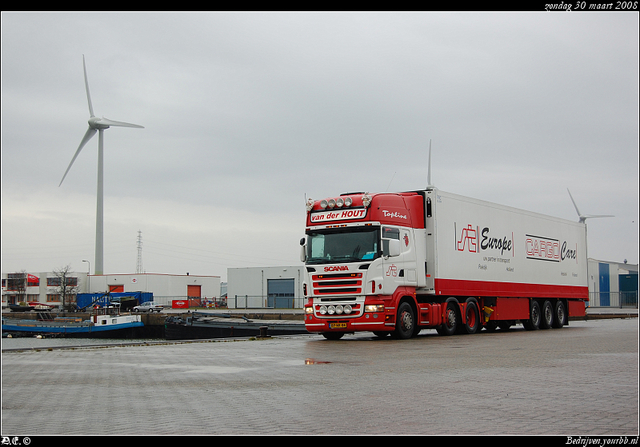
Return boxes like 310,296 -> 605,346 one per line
300,188 -> 588,339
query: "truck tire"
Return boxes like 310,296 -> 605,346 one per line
394,302 -> 416,339
523,300 -> 541,331
437,300 -> 459,336
541,300 -> 554,329
552,300 -> 566,328
464,300 -> 480,334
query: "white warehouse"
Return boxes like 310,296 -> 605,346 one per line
226,266 -> 305,309
2,271 -> 220,308
587,258 -> 638,307
87,273 -> 221,306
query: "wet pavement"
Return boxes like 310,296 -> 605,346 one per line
1,318 -> 638,436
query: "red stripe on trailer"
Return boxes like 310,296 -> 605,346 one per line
435,278 -> 588,300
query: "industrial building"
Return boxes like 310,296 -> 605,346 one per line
2,272 -> 220,309
3,258 -> 636,310
588,258 -> 638,307
226,266 -> 305,309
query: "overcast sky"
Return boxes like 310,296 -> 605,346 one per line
2,12 -> 638,281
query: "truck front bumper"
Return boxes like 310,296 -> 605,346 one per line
304,299 -> 393,333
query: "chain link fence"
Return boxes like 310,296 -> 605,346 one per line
589,291 -> 638,308
228,295 -> 303,309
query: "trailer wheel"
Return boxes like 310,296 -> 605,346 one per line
552,300 -> 566,328
437,300 -> 459,336
541,300 -> 554,329
523,300 -> 541,331
464,301 -> 480,334
394,302 -> 416,339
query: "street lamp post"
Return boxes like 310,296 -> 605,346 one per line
82,260 -> 91,293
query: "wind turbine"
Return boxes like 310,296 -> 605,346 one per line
567,188 -> 614,262
59,55 -> 144,275
567,188 -> 614,224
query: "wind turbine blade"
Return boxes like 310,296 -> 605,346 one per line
83,55 -> 95,117
99,117 -> 144,128
59,127 -> 97,186
584,214 -> 615,219
567,188 -> 582,217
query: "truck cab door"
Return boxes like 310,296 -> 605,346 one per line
381,226 -> 418,293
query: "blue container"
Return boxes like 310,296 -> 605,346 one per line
76,292 -> 153,309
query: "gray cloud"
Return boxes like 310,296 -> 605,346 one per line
2,12 -> 638,279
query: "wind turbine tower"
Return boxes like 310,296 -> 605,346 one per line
59,56 -> 144,275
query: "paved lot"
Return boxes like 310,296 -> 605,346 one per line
2,318 -> 638,436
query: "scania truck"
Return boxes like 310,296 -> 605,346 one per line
300,188 -> 588,339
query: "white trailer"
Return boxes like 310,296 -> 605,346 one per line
423,188 -> 587,299
301,187 -> 588,339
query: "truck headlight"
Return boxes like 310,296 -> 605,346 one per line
365,304 -> 384,312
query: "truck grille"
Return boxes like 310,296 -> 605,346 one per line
312,273 -> 362,295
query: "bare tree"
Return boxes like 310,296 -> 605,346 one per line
52,265 -> 79,311
7,270 -> 27,305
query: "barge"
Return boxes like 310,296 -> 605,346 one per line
2,306 -> 143,338
164,312 -> 308,340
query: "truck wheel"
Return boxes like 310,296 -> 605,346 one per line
394,302 -> 416,339
322,332 -> 344,340
541,300 -> 554,329
437,300 -> 459,336
464,301 -> 480,334
552,300 -> 566,328
523,300 -> 541,331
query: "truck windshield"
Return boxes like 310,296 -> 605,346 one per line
306,226 -> 380,264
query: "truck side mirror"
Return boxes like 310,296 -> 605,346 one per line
300,238 -> 307,262
384,239 -> 401,257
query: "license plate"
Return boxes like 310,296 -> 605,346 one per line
329,322 -> 347,329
